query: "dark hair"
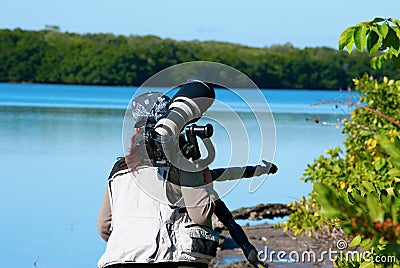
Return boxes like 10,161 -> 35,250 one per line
124,129 -> 144,171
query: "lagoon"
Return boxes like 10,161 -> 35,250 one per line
0,83 -> 357,267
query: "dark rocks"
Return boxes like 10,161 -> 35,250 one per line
232,203 -> 292,220
213,203 -> 292,230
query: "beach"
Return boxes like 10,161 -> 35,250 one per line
211,223 -> 341,267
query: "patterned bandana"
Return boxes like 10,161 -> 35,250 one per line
131,92 -> 171,128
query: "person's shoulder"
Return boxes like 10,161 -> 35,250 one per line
108,157 -> 128,179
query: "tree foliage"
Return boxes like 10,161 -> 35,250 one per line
0,28 -> 399,88
339,18 -> 400,69
286,17 -> 400,267
285,22 -> 400,267
285,75 -> 400,267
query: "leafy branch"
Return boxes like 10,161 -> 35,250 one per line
339,18 -> 400,69
311,100 -> 400,128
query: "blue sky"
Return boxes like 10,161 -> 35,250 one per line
2,0 -> 400,49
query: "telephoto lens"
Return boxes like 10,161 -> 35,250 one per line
154,80 -> 215,137
151,80 -> 217,169
172,80 -> 216,116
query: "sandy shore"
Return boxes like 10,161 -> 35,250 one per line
209,224 -> 338,267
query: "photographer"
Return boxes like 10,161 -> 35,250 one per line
97,80 -> 277,268
97,81 -> 221,268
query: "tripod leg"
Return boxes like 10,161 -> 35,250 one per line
214,200 -> 266,268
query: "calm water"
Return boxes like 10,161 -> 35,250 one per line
0,83 -> 357,267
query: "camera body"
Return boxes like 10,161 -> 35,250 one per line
181,124 -> 213,161
145,123 -> 213,164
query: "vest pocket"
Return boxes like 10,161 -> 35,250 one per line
181,226 -> 219,260
191,236 -> 218,257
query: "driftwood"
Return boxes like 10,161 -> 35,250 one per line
212,203 -> 292,230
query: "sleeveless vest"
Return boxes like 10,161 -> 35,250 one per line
98,164 -> 219,267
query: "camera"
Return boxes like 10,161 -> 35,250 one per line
179,124 -> 213,161
135,80 -> 216,165
148,123 -> 214,164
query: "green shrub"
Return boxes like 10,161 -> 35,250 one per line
284,75 -> 400,267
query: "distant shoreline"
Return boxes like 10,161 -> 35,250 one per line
0,81 -> 354,91
2,29 -> 395,91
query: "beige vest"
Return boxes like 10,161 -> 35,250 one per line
98,166 -> 219,268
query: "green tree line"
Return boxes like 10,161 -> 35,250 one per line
0,28 -> 399,89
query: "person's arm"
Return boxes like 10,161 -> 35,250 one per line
181,184 -> 218,227
97,186 -> 112,242
169,166 -> 218,227
210,160 -> 278,182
